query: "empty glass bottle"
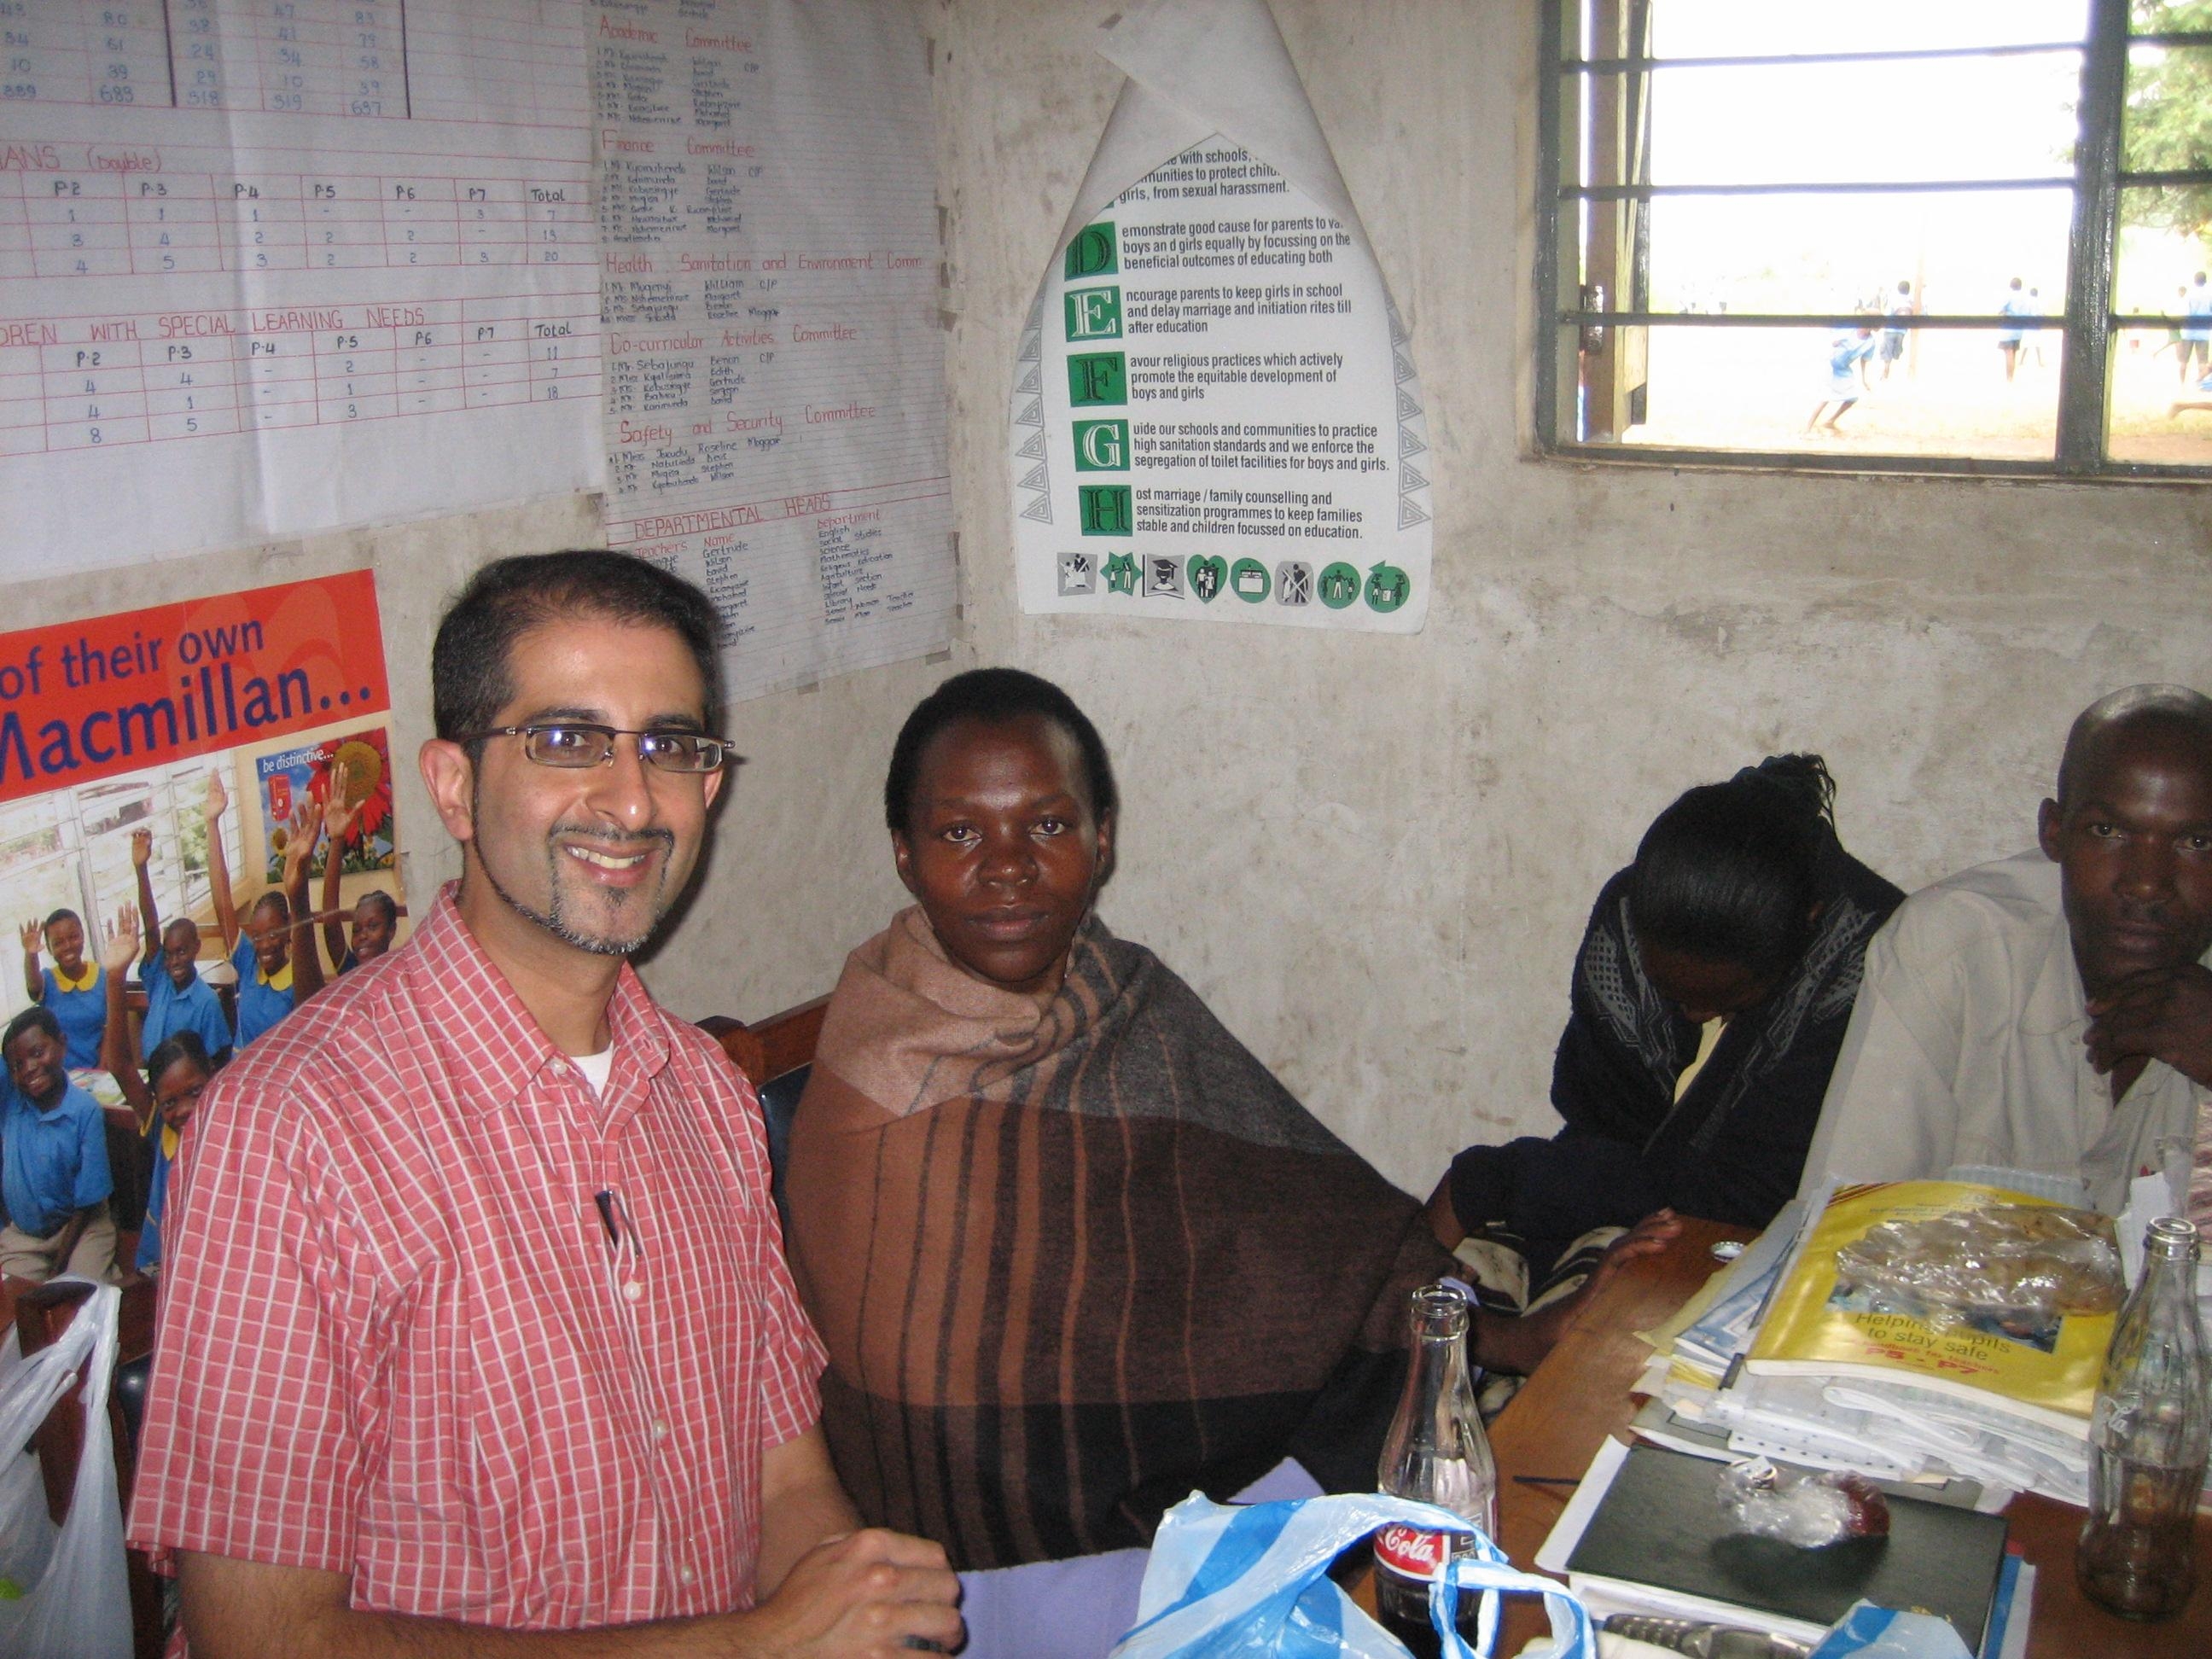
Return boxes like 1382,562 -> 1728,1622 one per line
2076,1215 -> 2210,1621
1375,1281 -> 1498,1651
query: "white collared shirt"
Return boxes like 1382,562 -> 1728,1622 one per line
1802,848 -> 2211,1213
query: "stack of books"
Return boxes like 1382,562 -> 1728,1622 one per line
1537,1437 -> 2027,1657
1535,1179 -> 2110,1655
1634,1178 -> 2116,1506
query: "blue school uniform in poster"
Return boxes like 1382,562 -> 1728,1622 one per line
1,1077 -> 112,1238
230,934 -> 294,1049
140,963 -> 232,1063
42,962 -> 107,1068
137,1122 -> 179,1273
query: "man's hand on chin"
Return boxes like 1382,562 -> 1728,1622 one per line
2085,961 -> 2212,1089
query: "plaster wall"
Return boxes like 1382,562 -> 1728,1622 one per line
930,0 -> 2212,1194
4,496 -> 940,1026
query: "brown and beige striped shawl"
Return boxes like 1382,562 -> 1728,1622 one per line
784,906 -> 1452,1570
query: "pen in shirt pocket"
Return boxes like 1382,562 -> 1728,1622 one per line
593,1187 -> 646,1257
593,1189 -> 620,1251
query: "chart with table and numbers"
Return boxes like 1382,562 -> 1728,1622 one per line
592,0 -> 952,704
0,0 -> 604,576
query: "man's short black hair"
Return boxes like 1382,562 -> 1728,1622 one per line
2055,684 -> 2212,806
4,1004 -> 61,1055
431,551 -> 723,744
885,668 -> 1118,835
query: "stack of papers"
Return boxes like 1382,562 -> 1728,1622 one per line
1630,1178 -> 2129,1507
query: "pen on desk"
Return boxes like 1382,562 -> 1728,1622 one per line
1511,1475 -> 1580,1488
593,1189 -> 620,1249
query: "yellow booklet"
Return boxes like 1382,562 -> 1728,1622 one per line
1746,1179 -> 2116,1435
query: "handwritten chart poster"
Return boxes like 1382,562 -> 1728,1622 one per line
592,0 -> 954,701
1012,0 -> 1432,632
0,1 -> 604,577
0,568 -> 406,1027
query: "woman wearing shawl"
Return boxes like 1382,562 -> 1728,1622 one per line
784,670 -> 1660,1588
1430,755 -> 1905,1278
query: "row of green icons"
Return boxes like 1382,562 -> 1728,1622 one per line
1066,551 -> 1411,613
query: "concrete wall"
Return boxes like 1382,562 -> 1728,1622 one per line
930,0 -> 2212,1193
6,495 -> 944,1027
15,0 -> 2208,1199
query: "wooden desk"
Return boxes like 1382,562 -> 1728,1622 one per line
1471,1217 -> 2210,1657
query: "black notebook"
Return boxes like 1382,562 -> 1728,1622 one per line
1564,1445 -> 2010,1649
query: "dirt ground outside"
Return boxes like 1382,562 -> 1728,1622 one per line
1613,322 -> 2212,468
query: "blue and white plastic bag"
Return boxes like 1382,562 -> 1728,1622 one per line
1108,1491 -> 1596,1659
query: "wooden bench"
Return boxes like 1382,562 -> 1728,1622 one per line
699,996 -> 829,1222
700,993 -> 829,1091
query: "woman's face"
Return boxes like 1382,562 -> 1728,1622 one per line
352,896 -> 395,960
894,713 -> 1114,998
162,921 -> 201,989
247,896 -> 289,975
1637,941 -> 1776,1026
44,916 -> 84,975
154,1057 -> 211,1131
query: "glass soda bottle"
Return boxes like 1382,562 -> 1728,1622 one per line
2076,1215 -> 2211,1621
1375,1282 -> 1499,1650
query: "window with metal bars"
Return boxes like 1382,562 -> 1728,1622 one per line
1536,0 -> 2212,476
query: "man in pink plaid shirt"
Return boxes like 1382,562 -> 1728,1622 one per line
129,551 -> 963,1656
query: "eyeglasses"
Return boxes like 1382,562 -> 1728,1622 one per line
457,723 -> 730,773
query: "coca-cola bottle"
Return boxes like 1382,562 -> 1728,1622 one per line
1375,1281 -> 1498,1655
2076,1214 -> 2210,1621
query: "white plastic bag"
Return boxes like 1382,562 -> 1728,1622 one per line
1108,1490 -> 1596,1659
0,1280 -> 131,1659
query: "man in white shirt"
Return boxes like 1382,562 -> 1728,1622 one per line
1802,684 -> 2212,1211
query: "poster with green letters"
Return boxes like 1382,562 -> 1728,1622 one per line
1011,0 -> 1432,632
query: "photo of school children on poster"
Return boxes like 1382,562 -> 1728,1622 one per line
0,571 -> 404,1033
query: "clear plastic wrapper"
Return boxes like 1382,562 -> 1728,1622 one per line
1831,1202 -> 2121,1333
1717,1457 -> 1891,1549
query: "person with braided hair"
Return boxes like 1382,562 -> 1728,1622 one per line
1430,754 -> 1904,1277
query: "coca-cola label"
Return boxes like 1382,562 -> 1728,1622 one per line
1373,1523 -> 1449,1580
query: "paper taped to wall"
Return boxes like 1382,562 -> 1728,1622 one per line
0,1 -> 604,578
591,0 -> 956,704
1011,0 -> 1434,632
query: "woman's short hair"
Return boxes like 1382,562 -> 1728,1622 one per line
357,889 -> 399,927
885,668 -> 1118,835
147,1029 -> 215,1089
42,908 -> 80,934
1628,754 -> 1838,979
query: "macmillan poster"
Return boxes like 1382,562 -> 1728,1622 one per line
0,569 -> 408,1027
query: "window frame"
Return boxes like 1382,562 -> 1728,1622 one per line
1534,0 -> 2212,480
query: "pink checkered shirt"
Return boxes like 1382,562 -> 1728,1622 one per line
127,885 -> 825,1636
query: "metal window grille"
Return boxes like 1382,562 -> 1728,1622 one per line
1536,0 -> 2212,478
